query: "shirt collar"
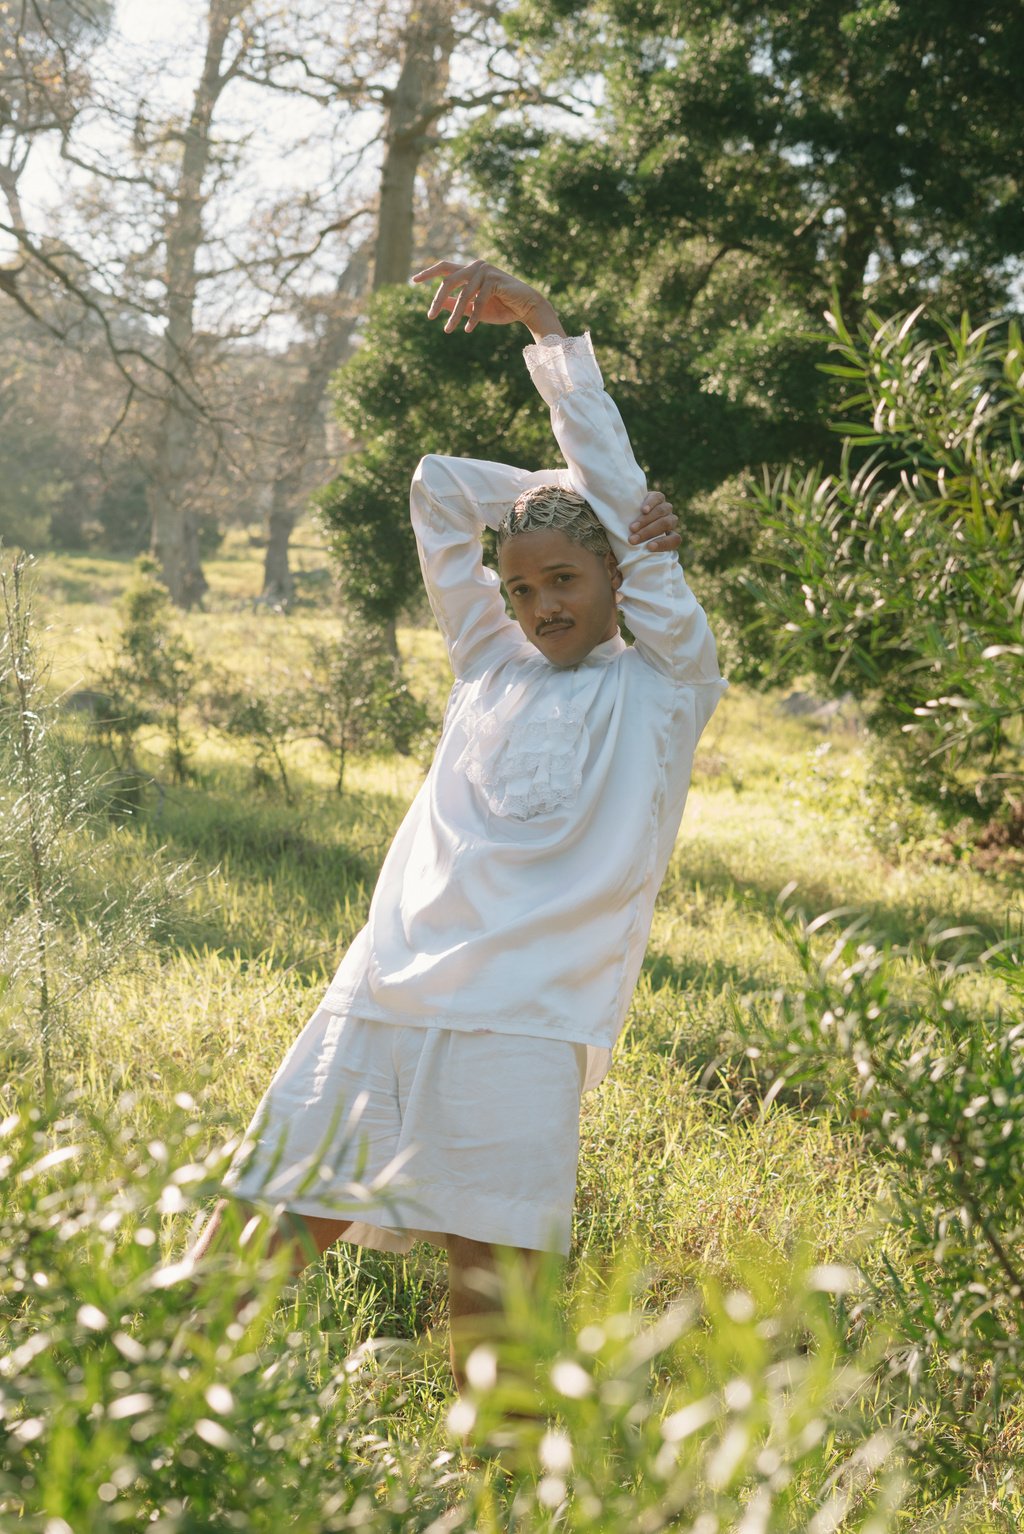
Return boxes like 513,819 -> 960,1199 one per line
579,634 -> 626,667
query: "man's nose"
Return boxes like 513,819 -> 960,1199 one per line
537,589 -> 563,617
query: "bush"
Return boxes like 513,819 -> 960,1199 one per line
749,307 -> 1024,821
0,1082 -> 446,1531
94,558 -> 202,783
298,624 -> 431,793
742,890 -> 1024,1515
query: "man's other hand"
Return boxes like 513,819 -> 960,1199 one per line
630,492 -> 680,552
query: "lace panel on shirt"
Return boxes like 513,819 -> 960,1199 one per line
453,693 -> 589,821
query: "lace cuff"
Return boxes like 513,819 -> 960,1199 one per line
523,331 -> 604,407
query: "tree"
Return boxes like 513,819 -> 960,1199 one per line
144,0 -> 249,609
316,282 -> 554,631
490,0 -> 1023,314
0,0 -> 112,262
410,0 -> 1024,673
253,0 -> 539,606
0,2 -> 387,599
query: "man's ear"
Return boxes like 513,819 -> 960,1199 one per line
605,550 -> 623,589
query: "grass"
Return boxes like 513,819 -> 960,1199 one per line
4,527 -> 1022,1528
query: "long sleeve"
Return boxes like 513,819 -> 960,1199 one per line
410,452 -> 571,681
523,332 -> 723,686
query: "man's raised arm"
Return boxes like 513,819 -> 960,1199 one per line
413,259 -> 724,687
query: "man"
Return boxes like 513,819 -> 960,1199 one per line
189,260 -> 727,1392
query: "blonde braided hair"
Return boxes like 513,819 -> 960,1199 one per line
497,484 -> 611,559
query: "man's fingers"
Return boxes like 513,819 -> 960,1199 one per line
641,531 -> 682,551
629,517 -> 678,543
444,271 -> 485,332
411,260 -> 458,285
631,492 -> 673,530
421,260 -> 484,322
629,515 -> 679,546
464,276 -> 495,332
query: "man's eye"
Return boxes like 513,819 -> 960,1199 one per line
556,574 -> 573,583
511,586 -> 528,598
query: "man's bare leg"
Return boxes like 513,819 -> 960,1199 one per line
446,1233 -> 550,1395
187,1197 -> 351,1289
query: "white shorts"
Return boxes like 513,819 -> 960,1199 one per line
222,1008 -> 589,1255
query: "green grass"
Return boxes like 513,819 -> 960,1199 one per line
5,532 -> 1022,1529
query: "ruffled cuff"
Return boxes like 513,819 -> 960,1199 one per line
522,331 -> 604,406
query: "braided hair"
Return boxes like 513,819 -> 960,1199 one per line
496,484 -> 611,559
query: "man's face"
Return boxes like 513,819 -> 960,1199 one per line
498,527 -> 622,667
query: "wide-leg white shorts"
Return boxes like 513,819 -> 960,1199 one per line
222,1007 -> 589,1256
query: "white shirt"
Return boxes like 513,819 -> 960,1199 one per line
321,331 -> 728,1088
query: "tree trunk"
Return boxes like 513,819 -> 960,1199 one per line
262,471 -> 300,605
260,243 -> 372,602
148,0 -> 244,608
835,205 -> 878,320
373,0 -> 456,291
359,0 -> 456,654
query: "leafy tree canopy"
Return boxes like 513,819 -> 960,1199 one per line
322,1 -> 1022,669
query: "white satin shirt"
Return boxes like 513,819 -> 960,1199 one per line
321,332 -> 728,1088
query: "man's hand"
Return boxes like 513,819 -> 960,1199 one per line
413,260 -> 679,551
631,491 -> 680,552
412,258 -> 565,343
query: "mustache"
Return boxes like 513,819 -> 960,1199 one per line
537,619 -> 573,636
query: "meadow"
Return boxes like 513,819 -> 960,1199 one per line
2,526 -> 1021,1531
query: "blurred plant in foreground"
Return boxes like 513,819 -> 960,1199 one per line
0,1066 -> 905,1531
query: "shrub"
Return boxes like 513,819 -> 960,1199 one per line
749,307 -> 1024,821
204,670 -> 300,802
94,557 -> 202,783
298,625 -> 431,793
0,1082 -> 447,1531
742,890 -> 1024,1515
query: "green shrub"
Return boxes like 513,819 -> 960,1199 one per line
94,557 -> 201,783
749,307 -> 1024,822
743,890 -> 1024,1515
0,1082 -> 448,1531
298,625 -> 431,793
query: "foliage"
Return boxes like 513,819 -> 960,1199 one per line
317,269 -> 819,649
742,891 -> 1024,1514
749,306 -> 1024,818
10,543 -> 1024,1525
0,1074 -> 904,1532
497,0 -> 1023,314
202,614 -> 432,799
0,1082 -> 451,1531
204,669 -> 301,802
299,622 -> 431,792
94,558 -> 202,783
0,553 -> 194,1099
375,0 -> 1024,676
457,1249 -> 904,1532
